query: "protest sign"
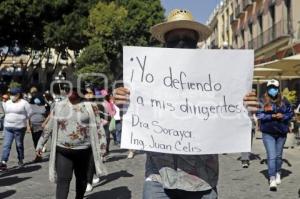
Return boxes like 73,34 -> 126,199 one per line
121,46 -> 254,155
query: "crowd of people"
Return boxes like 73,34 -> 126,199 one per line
0,82 -> 128,198
0,8 -> 299,199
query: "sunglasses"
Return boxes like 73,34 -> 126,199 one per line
166,37 -> 198,48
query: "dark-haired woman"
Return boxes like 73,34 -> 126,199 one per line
36,88 -> 107,199
257,79 -> 294,191
29,96 -> 48,162
0,87 -> 32,170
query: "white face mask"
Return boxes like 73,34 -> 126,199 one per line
10,95 -> 18,102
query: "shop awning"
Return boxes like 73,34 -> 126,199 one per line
254,54 -> 300,78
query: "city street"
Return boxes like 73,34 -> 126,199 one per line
0,132 -> 299,199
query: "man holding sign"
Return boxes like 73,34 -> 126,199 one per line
115,9 -> 258,199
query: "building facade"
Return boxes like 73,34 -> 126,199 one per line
207,0 -> 300,100
0,48 -> 77,93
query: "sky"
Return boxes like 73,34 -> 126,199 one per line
161,0 -> 222,24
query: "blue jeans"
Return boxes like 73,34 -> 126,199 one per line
262,133 -> 287,178
1,127 -> 26,162
143,181 -> 217,199
115,121 -> 122,144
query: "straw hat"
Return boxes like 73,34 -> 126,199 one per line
150,9 -> 212,43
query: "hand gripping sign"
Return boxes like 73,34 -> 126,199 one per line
121,46 -> 254,155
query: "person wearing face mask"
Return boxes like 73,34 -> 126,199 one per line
0,86 -> 32,170
29,96 -> 47,162
114,9 -> 259,199
35,87 -> 107,199
256,79 -> 294,191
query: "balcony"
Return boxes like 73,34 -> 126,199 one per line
243,0 -> 253,10
248,20 -> 291,50
230,15 -> 238,24
235,5 -> 245,18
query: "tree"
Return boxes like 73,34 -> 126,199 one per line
282,88 -> 298,107
0,0 -> 99,86
0,0 -> 99,64
77,0 -> 165,81
76,41 -> 112,86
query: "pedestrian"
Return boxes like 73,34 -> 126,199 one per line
36,87 -> 107,199
113,99 -> 122,146
256,79 -> 294,191
29,96 -> 48,162
114,9 -> 258,199
0,84 -> 32,170
83,86 -> 101,192
0,95 -> 5,132
240,115 -> 256,168
101,90 -> 116,155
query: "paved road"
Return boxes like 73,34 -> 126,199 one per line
0,132 -> 299,199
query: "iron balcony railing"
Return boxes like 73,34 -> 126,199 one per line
235,4 -> 245,18
235,5 -> 240,18
243,0 -> 253,10
230,14 -> 238,24
248,20 -> 290,50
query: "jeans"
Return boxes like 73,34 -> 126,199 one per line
143,181 -> 218,199
56,146 -> 91,199
1,127 -> 26,162
115,120 -> 122,144
262,133 -> 287,178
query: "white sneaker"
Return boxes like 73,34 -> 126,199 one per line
92,178 -> 100,184
127,151 -> 134,159
42,146 -> 47,153
275,173 -> 281,185
269,178 -> 277,191
86,183 -> 93,192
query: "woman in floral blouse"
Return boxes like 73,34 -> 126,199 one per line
36,88 -> 107,199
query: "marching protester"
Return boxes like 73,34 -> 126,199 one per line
101,90 -> 116,155
114,9 -> 258,199
84,86 -> 101,192
29,95 -> 48,162
256,79 -> 294,191
0,94 -> 5,134
240,116 -> 256,168
113,97 -> 122,146
35,86 -> 107,199
0,83 -> 32,170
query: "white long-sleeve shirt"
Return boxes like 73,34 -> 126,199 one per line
3,99 -> 32,128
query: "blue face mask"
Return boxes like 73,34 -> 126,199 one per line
34,98 -> 41,105
267,88 -> 279,97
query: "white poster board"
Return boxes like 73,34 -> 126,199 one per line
121,46 -> 254,155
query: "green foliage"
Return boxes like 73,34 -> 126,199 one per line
282,88 -> 298,105
76,41 -> 113,86
0,0 -> 97,51
0,0 -> 165,84
87,2 -> 127,38
77,0 -> 165,81
9,81 -> 22,89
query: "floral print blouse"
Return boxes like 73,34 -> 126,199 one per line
41,100 -> 106,150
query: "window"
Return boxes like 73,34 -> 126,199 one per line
249,23 -> 253,40
258,14 -> 263,33
270,5 -> 275,25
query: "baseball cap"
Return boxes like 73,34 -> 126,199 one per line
267,79 -> 280,88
